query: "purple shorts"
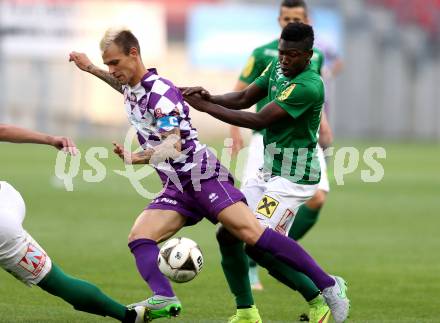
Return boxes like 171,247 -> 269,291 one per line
146,149 -> 246,225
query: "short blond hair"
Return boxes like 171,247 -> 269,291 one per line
100,27 -> 140,55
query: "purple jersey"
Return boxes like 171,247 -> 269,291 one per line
122,68 -> 205,174
122,68 -> 247,224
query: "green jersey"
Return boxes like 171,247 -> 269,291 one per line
239,39 -> 324,135
239,39 -> 278,114
254,58 -> 324,185
239,39 -> 324,113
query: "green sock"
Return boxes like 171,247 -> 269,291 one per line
246,246 -> 320,302
219,241 -> 254,307
289,205 -> 321,240
38,263 -> 126,320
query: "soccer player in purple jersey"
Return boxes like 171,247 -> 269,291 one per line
70,28 -> 348,322
0,124 -> 147,322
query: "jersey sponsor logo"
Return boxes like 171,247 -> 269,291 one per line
277,84 -> 296,101
241,55 -> 255,78
275,209 -> 295,235
256,195 -> 279,218
17,243 -> 47,277
152,197 -> 178,205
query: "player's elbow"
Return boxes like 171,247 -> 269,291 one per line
252,118 -> 269,132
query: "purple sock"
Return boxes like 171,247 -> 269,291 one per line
128,238 -> 175,297
255,228 -> 335,290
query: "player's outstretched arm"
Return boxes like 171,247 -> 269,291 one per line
183,94 -> 287,131
0,124 -> 78,155
181,82 -> 267,110
69,52 -> 123,94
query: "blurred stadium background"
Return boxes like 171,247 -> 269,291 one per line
1,0 -> 440,322
1,0 -> 439,140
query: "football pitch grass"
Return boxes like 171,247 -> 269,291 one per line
0,140 -> 438,322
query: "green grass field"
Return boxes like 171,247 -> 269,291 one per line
0,141 -> 439,322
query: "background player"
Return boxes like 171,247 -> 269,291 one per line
230,0 -> 333,292
70,27 -> 348,323
0,124 -> 147,323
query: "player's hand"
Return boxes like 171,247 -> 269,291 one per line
69,51 -> 94,72
183,93 -> 208,112
230,126 -> 244,157
179,86 -> 211,100
50,136 -> 78,155
112,142 -> 142,164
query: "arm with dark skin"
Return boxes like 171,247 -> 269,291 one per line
180,83 -> 267,111
182,92 -> 289,131
69,52 -> 123,94
112,128 -> 182,165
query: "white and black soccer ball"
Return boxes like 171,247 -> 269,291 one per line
158,237 -> 203,283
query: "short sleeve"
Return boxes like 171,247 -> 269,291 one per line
253,60 -> 273,90
274,83 -> 317,119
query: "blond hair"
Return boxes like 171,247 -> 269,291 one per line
100,27 -> 140,55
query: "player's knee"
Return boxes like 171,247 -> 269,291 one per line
216,225 -> 240,246
236,227 -> 261,246
307,190 -> 327,209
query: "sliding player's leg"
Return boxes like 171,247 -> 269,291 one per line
0,181 -> 145,323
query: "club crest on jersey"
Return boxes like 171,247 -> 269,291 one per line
277,84 -> 296,101
17,243 -> 47,276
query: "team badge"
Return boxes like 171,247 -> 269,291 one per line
277,84 -> 296,101
17,243 -> 47,277
241,56 -> 255,78
256,195 -> 279,218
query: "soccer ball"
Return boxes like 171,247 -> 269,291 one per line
158,237 -> 203,283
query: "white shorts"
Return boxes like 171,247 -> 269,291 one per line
241,133 -> 329,193
242,174 -> 318,235
0,181 -> 52,286
240,133 -> 265,188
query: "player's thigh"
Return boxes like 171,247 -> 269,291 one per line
0,230 -> 52,286
129,209 -> 187,243
0,182 -> 27,250
0,181 -> 26,225
254,177 -> 318,235
217,201 -> 264,246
